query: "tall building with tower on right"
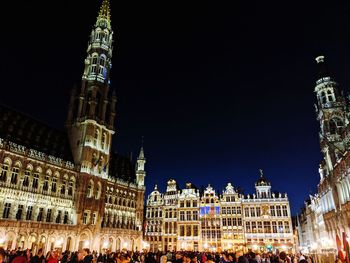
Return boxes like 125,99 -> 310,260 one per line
298,56 -> 350,260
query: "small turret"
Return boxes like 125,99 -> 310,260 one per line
255,169 -> 271,199
136,146 -> 146,187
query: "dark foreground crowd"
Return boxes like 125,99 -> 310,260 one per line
0,248 -> 318,263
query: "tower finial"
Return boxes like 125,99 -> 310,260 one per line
98,0 -> 111,22
259,169 -> 264,178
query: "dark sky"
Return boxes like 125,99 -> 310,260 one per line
1,0 -> 350,215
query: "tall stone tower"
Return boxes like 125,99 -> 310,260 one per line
66,0 -> 116,179
314,55 -> 349,176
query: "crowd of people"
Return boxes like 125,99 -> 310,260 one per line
0,248 -> 318,263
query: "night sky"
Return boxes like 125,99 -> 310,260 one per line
1,1 -> 350,215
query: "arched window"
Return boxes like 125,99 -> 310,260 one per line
32,172 -> 39,189
87,180 -> 94,198
102,133 -> 106,149
23,170 -> 30,187
10,163 -> 21,185
95,182 -> 101,199
0,160 -> 10,182
94,129 -> 99,146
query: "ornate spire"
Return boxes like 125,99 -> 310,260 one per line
98,0 -> 111,22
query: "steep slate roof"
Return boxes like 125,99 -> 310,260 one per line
108,151 -> 136,183
0,104 -> 74,162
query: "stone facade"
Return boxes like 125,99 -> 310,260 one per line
144,172 -> 293,253
0,0 -> 145,253
298,55 -> 350,257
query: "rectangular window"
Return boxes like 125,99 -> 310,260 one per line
186,200 -> 191,207
186,211 -> 191,221
63,211 -> 69,224
83,212 -> 88,224
233,218 -> 237,226
192,211 -> 198,221
250,207 -> 256,217
222,207 -> 226,214
227,218 -> 232,226
257,221 -> 263,233
180,201 -> 184,208
284,221 -> 290,233
3,203 -> 11,219
282,205 -> 288,216
222,218 -> 227,226
16,205 -> 23,220
26,206 -> 33,221
264,221 -> 271,233
272,222 -> 277,233
276,206 -> 282,217
245,222 -> 251,233
0,164 -> 8,182
180,225 -> 185,236
56,210 -> 62,224
226,196 -> 230,202
180,211 -> 185,221
186,225 -> 191,236
193,225 -> 198,236
256,207 -> 261,217
46,209 -> 52,222
10,168 -> 19,184
51,178 -> 57,192
252,222 -> 257,233
237,207 -> 242,214
227,207 -> 231,214
278,221 -> 284,233
32,173 -> 39,189
23,171 -> 30,187
37,208 -> 43,222
232,207 -> 236,214
43,176 -> 49,191
245,207 -> 249,217
238,218 -> 242,226
193,201 -> 197,207
270,206 -> 275,216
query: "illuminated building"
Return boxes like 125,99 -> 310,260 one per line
242,171 -> 293,252
221,183 -> 244,251
178,183 -> 200,251
145,173 -> 293,252
200,185 -> 221,251
0,0 -> 145,252
298,56 -> 350,258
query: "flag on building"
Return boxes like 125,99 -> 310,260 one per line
336,233 -> 345,262
343,232 -> 350,263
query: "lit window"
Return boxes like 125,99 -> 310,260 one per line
83,212 -> 88,224
3,203 -> 11,219
26,206 -> 33,221
32,173 -> 39,189
10,167 -> 19,185
37,208 -> 43,222
56,210 -> 62,224
46,209 -> 52,222
23,170 -> 30,187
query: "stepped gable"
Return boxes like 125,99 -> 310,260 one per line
0,104 -> 74,162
